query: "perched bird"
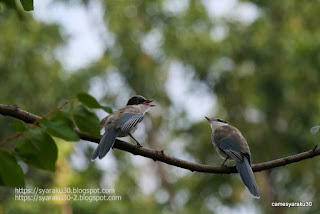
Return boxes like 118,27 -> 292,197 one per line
92,95 -> 155,160
205,117 -> 260,198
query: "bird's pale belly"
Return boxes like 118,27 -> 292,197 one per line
212,142 -> 228,159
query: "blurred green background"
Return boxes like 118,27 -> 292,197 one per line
1,0 -> 320,213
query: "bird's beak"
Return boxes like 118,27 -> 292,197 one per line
205,116 -> 213,122
143,99 -> 155,107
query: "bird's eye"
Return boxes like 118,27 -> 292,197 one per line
217,119 -> 229,124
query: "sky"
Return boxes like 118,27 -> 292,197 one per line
31,0 -> 259,123
32,0 -> 109,71
32,0 -> 259,71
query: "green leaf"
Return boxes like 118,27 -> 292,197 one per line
11,120 -> 28,132
20,0 -> 33,11
40,111 -> 80,141
310,126 -> 320,135
0,0 -> 17,9
15,129 -> 57,171
72,105 -> 101,137
0,149 -> 25,188
77,93 -> 101,109
77,92 -> 113,113
101,105 -> 113,114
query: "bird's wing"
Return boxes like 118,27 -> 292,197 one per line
216,132 -> 250,163
118,113 -> 144,132
99,115 -> 110,127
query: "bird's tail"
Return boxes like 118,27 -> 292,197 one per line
91,128 -> 117,161
236,157 -> 260,198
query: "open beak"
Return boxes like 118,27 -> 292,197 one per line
143,99 -> 155,107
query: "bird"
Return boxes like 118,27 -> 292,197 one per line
92,95 -> 155,160
205,117 -> 260,198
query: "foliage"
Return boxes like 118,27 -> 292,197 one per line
40,111 -> 80,141
0,93 -> 111,188
72,104 -> 101,138
1,0 -> 320,214
0,0 -> 33,12
0,149 -> 24,187
77,93 -> 113,113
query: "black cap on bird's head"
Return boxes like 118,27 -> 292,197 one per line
126,95 -> 155,107
205,117 -> 230,125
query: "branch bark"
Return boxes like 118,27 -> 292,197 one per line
1,104 -> 319,174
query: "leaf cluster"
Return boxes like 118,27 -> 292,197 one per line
0,93 -> 111,188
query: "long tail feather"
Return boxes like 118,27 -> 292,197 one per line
91,128 -> 117,160
236,157 -> 260,198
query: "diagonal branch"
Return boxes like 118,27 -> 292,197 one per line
0,104 -> 41,123
1,104 -> 319,174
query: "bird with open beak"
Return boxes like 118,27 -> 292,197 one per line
205,117 -> 260,198
92,95 -> 155,160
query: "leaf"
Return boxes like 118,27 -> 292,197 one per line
40,111 -> 79,141
77,92 -> 113,113
0,0 -> 17,9
20,0 -> 33,11
11,120 -> 28,132
15,128 -> 57,171
310,126 -> 320,135
0,149 -> 25,188
77,93 -> 101,109
72,105 -> 101,137
101,105 -> 113,114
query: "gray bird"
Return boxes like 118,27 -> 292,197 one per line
205,117 -> 260,198
92,95 -> 155,160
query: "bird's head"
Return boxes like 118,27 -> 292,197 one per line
205,117 -> 230,130
126,95 -> 155,107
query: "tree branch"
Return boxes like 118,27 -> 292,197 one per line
0,104 -> 41,123
1,104 -> 319,174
